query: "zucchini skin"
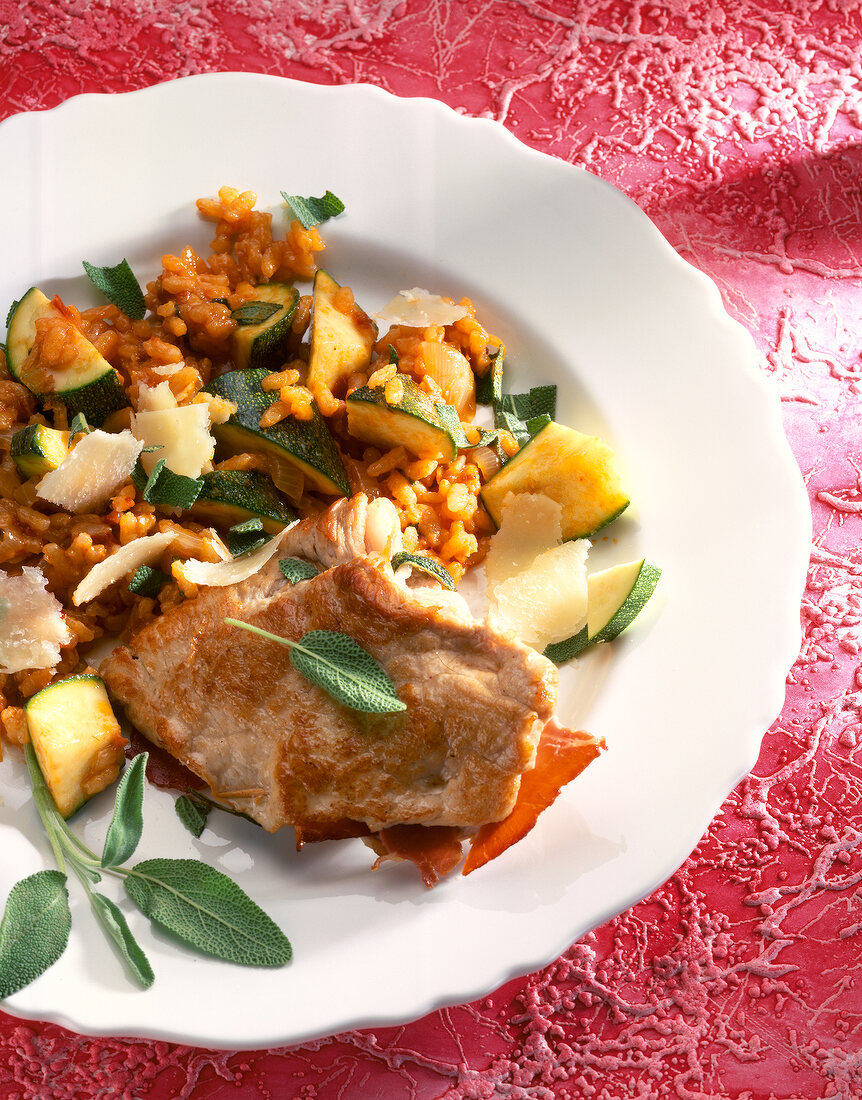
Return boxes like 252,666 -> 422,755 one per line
190,470 -> 298,533
203,368 -> 350,497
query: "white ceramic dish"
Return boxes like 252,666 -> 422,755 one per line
0,73 -> 810,1049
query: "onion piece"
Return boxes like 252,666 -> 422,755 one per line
470,444 -> 502,482
73,532 -> 176,606
420,341 -> 476,419
172,525 -> 291,589
266,453 -> 304,505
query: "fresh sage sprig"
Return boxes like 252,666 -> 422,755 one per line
390,551 -> 455,591
82,258 -> 146,320
225,619 -> 406,714
280,190 -> 345,229
0,747 -> 292,999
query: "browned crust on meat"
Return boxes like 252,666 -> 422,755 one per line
101,556 -> 557,834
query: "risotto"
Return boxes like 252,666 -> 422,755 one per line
0,187 -> 516,741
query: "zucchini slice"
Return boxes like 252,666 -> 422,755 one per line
203,368 -> 350,497
544,558 -> 662,662
25,674 -> 128,818
6,287 -> 128,426
10,423 -> 70,478
346,375 -> 457,462
480,420 -> 629,540
189,469 -> 298,533
307,270 -> 376,411
230,283 -> 299,372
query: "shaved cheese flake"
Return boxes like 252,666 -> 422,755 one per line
137,380 -> 179,411
37,429 -> 143,514
73,531 -> 176,606
173,525 -> 291,589
376,287 -> 468,329
0,567 -> 72,673
484,492 -> 563,591
132,403 -> 215,478
492,538 -> 590,649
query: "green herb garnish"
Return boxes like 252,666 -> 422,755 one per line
0,749 -> 292,997
175,792 -> 210,838
141,459 -> 203,510
391,552 -> 455,590
128,564 -> 171,599
68,412 -> 91,437
280,190 -> 345,229
278,557 -> 320,584
82,259 -> 146,321
225,620 -> 406,714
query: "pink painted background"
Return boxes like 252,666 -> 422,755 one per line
1,2 -> 860,1097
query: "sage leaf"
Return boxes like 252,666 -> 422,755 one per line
175,793 -> 210,838
88,891 -> 154,989
83,258 -> 146,320
68,412 -> 91,436
141,459 -> 203,510
278,557 -> 320,584
390,551 -> 455,590
128,564 -> 171,599
433,403 -> 472,449
289,630 -> 406,714
475,345 -> 504,406
101,754 -> 147,869
231,301 -> 281,326
124,859 -> 292,967
0,870 -> 71,998
225,619 -> 406,714
280,189 -> 345,229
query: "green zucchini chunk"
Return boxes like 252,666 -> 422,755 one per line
6,287 -> 129,426
189,469 -> 298,533
231,283 -> 299,373
480,419 -> 629,540
346,375 -> 457,462
10,423 -> 70,478
203,368 -> 350,497
25,674 -> 128,818
307,270 -> 376,408
544,558 -> 662,662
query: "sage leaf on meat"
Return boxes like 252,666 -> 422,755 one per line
390,551 -> 455,590
0,870 -> 71,998
225,619 -> 406,714
278,557 -> 320,584
82,258 -> 146,320
175,792 -> 210,838
87,891 -> 154,989
123,859 -> 292,967
101,754 -> 147,869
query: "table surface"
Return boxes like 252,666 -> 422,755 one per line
1,3 -> 860,1098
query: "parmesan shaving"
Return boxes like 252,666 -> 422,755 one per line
132,403 -> 215,479
376,287 -> 468,328
36,429 -> 143,514
491,539 -> 590,649
0,567 -> 73,673
483,492 -> 563,590
73,532 -> 176,606
172,526 -> 291,588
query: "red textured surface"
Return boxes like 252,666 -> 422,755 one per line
1,3 -> 861,1098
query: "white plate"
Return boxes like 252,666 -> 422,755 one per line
0,73 -> 810,1048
